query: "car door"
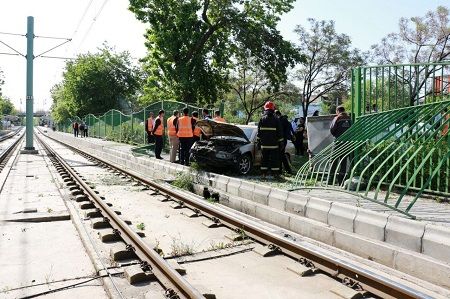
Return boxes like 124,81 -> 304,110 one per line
251,127 -> 263,165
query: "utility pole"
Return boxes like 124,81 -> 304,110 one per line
24,16 -> 36,152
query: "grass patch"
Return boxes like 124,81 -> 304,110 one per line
171,172 -> 194,192
136,222 -> 145,231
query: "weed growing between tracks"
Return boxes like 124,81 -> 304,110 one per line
171,172 -> 194,192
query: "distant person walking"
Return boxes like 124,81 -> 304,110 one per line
152,110 -> 165,160
329,105 -> 352,184
167,110 -> 179,163
192,111 -> 202,142
84,124 -> 88,137
176,108 -> 195,166
257,101 -> 283,177
79,122 -> 85,137
213,111 -> 226,122
275,110 -> 293,174
145,112 -> 155,144
73,121 -> 79,137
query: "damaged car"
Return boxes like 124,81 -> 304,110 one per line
190,120 -> 295,175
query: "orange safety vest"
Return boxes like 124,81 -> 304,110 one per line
153,116 -> 164,136
147,117 -> 154,132
177,116 -> 193,138
167,115 -> 177,137
192,117 -> 202,137
214,116 -> 226,123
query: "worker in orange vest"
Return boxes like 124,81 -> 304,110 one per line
192,111 -> 202,142
213,110 -> 226,122
145,112 -> 155,144
152,110 -> 165,159
176,107 -> 195,165
167,110 -> 179,163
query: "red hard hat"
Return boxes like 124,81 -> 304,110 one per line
264,101 -> 275,111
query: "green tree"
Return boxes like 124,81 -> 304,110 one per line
129,0 -> 302,106
51,46 -> 142,122
0,97 -> 15,115
371,6 -> 450,105
294,19 -> 365,117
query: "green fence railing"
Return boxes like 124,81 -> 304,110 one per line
57,100 -> 223,146
294,61 -> 450,218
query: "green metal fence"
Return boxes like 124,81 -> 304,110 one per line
294,62 -> 450,218
57,100 -> 222,145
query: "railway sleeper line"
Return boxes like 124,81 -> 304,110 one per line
36,130 -> 437,299
35,133 -> 204,299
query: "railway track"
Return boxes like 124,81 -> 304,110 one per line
36,129 -> 437,299
0,128 -> 24,174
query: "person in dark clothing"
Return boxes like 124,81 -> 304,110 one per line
294,117 -> 305,155
84,124 -> 88,137
312,110 -> 319,116
79,122 -> 85,137
329,106 -> 352,185
257,102 -> 283,177
73,122 -> 79,137
330,106 -> 352,138
202,108 -> 211,120
275,110 -> 293,174
152,110 -> 165,159
175,108 -> 196,165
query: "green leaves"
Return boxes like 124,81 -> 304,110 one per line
51,45 -> 142,123
129,0 -> 300,106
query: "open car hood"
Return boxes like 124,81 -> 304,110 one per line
196,120 -> 249,141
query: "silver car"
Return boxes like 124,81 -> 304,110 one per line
190,120 -> 295,175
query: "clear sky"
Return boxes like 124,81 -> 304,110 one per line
0,0 -> 448,112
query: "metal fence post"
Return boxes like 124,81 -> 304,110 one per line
354,67 -> 362,120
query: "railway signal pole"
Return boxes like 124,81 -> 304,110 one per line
0,17 -> 71,153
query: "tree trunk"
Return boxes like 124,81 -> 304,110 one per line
245,111 -> 253,125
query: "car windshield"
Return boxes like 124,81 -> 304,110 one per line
238,127 -> 255,140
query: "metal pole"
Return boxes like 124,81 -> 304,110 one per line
25,16 -> 35,150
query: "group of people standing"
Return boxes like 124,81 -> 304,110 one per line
72,121 -> 88,137
145,108 -> 226,165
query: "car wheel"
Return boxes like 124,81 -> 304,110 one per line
237,154 -> 252,175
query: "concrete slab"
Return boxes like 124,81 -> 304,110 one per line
327,202 -> 357,233
226,177 -> 242,196
305,197 -> 332,224
422,224 -> 450,264
285,193 -> 309,216
354,208 -> 388,241
385,216 -> 425,252
251,184 -> 271,205
267,189 -> 289,211
238,180 -> 255,200
182,251 -> 346,299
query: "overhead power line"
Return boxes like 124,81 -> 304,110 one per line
0,40 -> 25,56
72,0 -> 95,39
77,0 -> 110,51
0,31 -> 25,37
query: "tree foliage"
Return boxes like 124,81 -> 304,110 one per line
129,0 -> 302,106
51,46 -> 142,123
371,6 -> 450,105
294,19 -> 365,117
227,53 -> 298,124
0,69 -> 16,115
372,6 -> 450,64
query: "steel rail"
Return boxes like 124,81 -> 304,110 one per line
41,131 -> 435,299
35,133 -> 204,299
0,129 -> 24,166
